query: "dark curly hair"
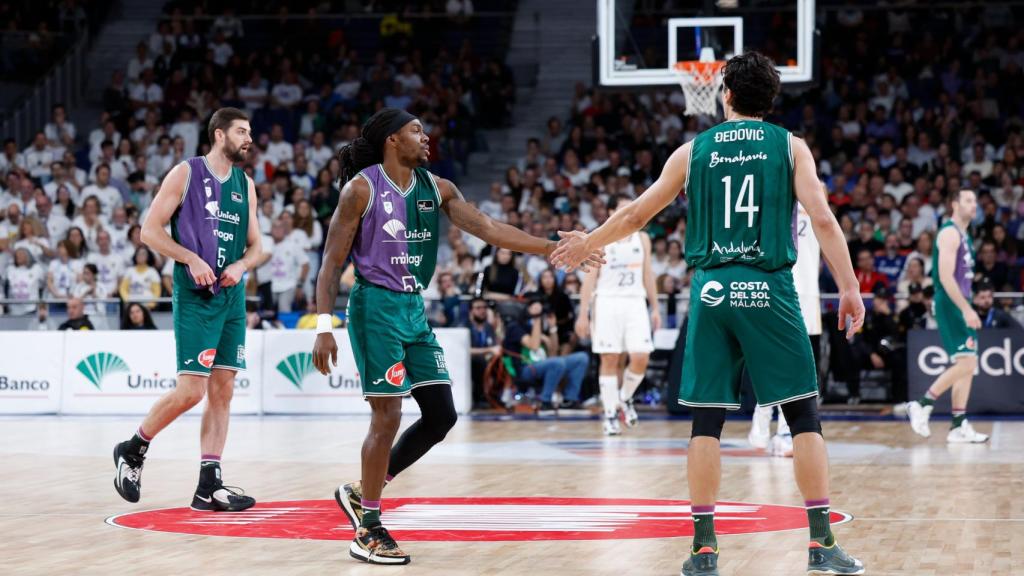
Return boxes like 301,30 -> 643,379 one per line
721,52 -> 781,118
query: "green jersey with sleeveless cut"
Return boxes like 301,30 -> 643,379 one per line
171,156 -> 250,376
346,164 -> 451,398
685,120 -> 797,272
679,120 -> 817,410
932,220 -> 977,357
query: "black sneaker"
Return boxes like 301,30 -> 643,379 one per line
334,481 -> 363,529
538,401 -> 556,412
190,483 -> 256,512
350,525 -> 411,565
113,441 -> 145,503
558,400 -> 581,410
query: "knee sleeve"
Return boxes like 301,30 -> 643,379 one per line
690,407 -> 727,440
779,396 -> 822,437
412,384 -> 458,442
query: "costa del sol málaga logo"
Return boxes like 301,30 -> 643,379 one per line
700,281 -> 725,307
276,352 -> 316,390
76,352 -> 129,389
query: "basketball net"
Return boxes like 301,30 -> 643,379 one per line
674,47 -> 725,118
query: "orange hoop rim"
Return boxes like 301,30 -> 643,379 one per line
673,60 -> 725,83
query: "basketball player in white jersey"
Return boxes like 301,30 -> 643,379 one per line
576,195 -> 661,435
748,200 -> 822,456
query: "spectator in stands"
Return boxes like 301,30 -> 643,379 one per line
897,282 -> 929,330
71,196 -> 104,252
479,247 -> 521,300
856,248 -> 889,294
80,165 -> 121,218
975,241 -> 1009,289
860,285 -> 905,402
271,71 -> 303,110
904,231 -> 934,278
848,220 -> 883,259
119,246 -> 160,306
266,218 -> 309,313
130,68 -> 163,121
264,124 -> 293,168
502,298 -> 588,411
44,104 -> 75,153
121,301 -> 157,330
23,132 -> 54,180
13,217 -> 51,262
426,271 -> 463,328
46,240 -> 79,300
528,268 -> 575,354
466,297 -> 501,405
6,248 -> 44,315
663,240 -> 687,281
974,282 -> 1021,329
874,234 -> 906,286
896,256 -> 931,296
59,297 -> 95,331
86,230 -> 124,298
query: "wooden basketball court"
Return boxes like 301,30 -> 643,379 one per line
3,414 -> 1021,575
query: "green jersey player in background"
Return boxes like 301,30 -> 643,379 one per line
553,53 -> 866,575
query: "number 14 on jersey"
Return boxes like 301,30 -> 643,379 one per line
721,174 -> 759,229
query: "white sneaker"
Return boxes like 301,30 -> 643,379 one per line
603,416 -> 622,436
748,406 -> 771,449
621,399 -> 639,428
892,402 -> 910,417
770,433 -> 793,457
907,401 -> 933,438
947,419 -> 989,443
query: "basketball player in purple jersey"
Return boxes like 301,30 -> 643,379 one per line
311,108 -> 602,565
113,108 -> 263,512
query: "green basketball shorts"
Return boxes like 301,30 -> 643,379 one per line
934,293 -> 978,358
346,280 -> 452,398
680,265 -> 818,410
173,283 -> 247,376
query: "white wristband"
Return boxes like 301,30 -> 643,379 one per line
315,314 -> 334,334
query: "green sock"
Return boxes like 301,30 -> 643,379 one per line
807,504 -> 835,546
691,509 -> 717,553
918,394 -> 935,407
361,508 -> 381,528
951,413 -> 966,429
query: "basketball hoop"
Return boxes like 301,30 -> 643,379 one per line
673,60 -> 725,118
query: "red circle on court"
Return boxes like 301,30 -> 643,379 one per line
106,497 -> 852,541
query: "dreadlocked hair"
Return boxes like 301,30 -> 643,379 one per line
336,108 -> 415,185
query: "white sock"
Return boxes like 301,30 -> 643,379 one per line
620,369 -> 645,403
599,375 -> 619,418
776,407 -> 791,436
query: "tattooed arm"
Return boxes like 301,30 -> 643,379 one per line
312,177 -> 369,374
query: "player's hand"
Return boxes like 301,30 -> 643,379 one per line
312,332 -> 338,375
650,310 -> 662,332
219,262 -> 246,287
837,289 -> 865,341
963,308 -> 982,330
575,315 -> 590,339
187,255 -> 216,287
551,231 -> 605,272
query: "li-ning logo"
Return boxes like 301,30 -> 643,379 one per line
276,352 -> 316,390
700,281 -> 725,307
76,352 -> 130,389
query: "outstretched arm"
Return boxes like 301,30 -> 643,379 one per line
438,177 -> 553,256
312,177 -> 369,374
551,142 -> 690,270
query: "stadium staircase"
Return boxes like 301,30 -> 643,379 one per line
76,0 -> 165,138
460,0 -> 597,201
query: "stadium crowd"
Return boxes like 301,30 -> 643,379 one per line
1,4 -> 1022,403
0,1 -> 512,329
